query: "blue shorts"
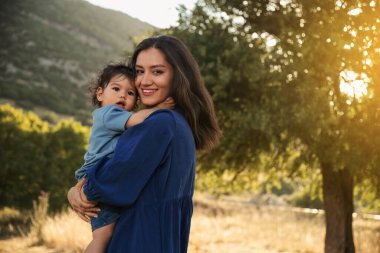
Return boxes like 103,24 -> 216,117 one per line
91,203 -> 120,231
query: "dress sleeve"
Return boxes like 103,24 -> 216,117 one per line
102,105 -> 132,131
83,110 -> 175,206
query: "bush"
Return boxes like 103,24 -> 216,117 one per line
0,104 -> 88,211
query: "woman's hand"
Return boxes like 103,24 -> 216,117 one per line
67,179 -> 100,223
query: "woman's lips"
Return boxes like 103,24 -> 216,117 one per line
141,89 -> 157,96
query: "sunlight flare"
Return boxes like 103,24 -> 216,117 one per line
348,8 -> 362,16
339,70 -> 369,100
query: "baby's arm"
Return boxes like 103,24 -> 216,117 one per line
125,97 -> 175,128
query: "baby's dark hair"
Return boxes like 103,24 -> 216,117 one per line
89,63 -> 135,107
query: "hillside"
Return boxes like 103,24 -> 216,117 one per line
0,0 -> 155,123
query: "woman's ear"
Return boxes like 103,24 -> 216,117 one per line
96,87 -> 104,102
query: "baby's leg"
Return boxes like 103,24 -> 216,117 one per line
84,222 -> 115,253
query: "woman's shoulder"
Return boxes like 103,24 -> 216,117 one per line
125,109 -> 188,137
144,109 -> 189,133
146,109 -> 184,124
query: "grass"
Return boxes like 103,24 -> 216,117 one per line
190,194 -> 380,253
0,193 -> 379,253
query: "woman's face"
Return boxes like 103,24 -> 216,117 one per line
135,48 -> 173,107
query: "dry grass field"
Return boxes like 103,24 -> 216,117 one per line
0,194 -> 379,253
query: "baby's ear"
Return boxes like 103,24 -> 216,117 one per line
96,87 -> 104,101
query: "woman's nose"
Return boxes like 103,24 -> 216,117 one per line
141,73 -> 153,86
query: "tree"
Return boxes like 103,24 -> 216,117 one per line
169,4 -> 277,172
169,1 -> 380,252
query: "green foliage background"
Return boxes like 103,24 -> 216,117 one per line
0,104 -> 88,211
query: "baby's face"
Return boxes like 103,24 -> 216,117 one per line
96,74 -> 137,111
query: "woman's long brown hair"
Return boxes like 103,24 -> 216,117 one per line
131,35 -> 220,150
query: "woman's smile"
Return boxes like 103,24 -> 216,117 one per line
140,88 -> 158,96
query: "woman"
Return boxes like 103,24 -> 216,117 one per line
68,35 -> 220,252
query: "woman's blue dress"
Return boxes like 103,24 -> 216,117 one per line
84,109 -> 196,253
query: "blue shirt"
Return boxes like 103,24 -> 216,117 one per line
75,105 -> 132,180
84,109 -> 196,253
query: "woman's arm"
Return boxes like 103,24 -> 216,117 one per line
83,110 -> 176,206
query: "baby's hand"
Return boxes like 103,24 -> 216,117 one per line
157,97 -> 175,110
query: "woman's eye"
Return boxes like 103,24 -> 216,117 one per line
153,70 -> 163,75
135,69 -> 144,75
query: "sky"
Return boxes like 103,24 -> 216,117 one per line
85,0 -> 198,28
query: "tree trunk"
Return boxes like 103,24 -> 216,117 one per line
321,163 -> 355,253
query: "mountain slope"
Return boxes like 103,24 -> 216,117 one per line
0,0 -> 155,122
